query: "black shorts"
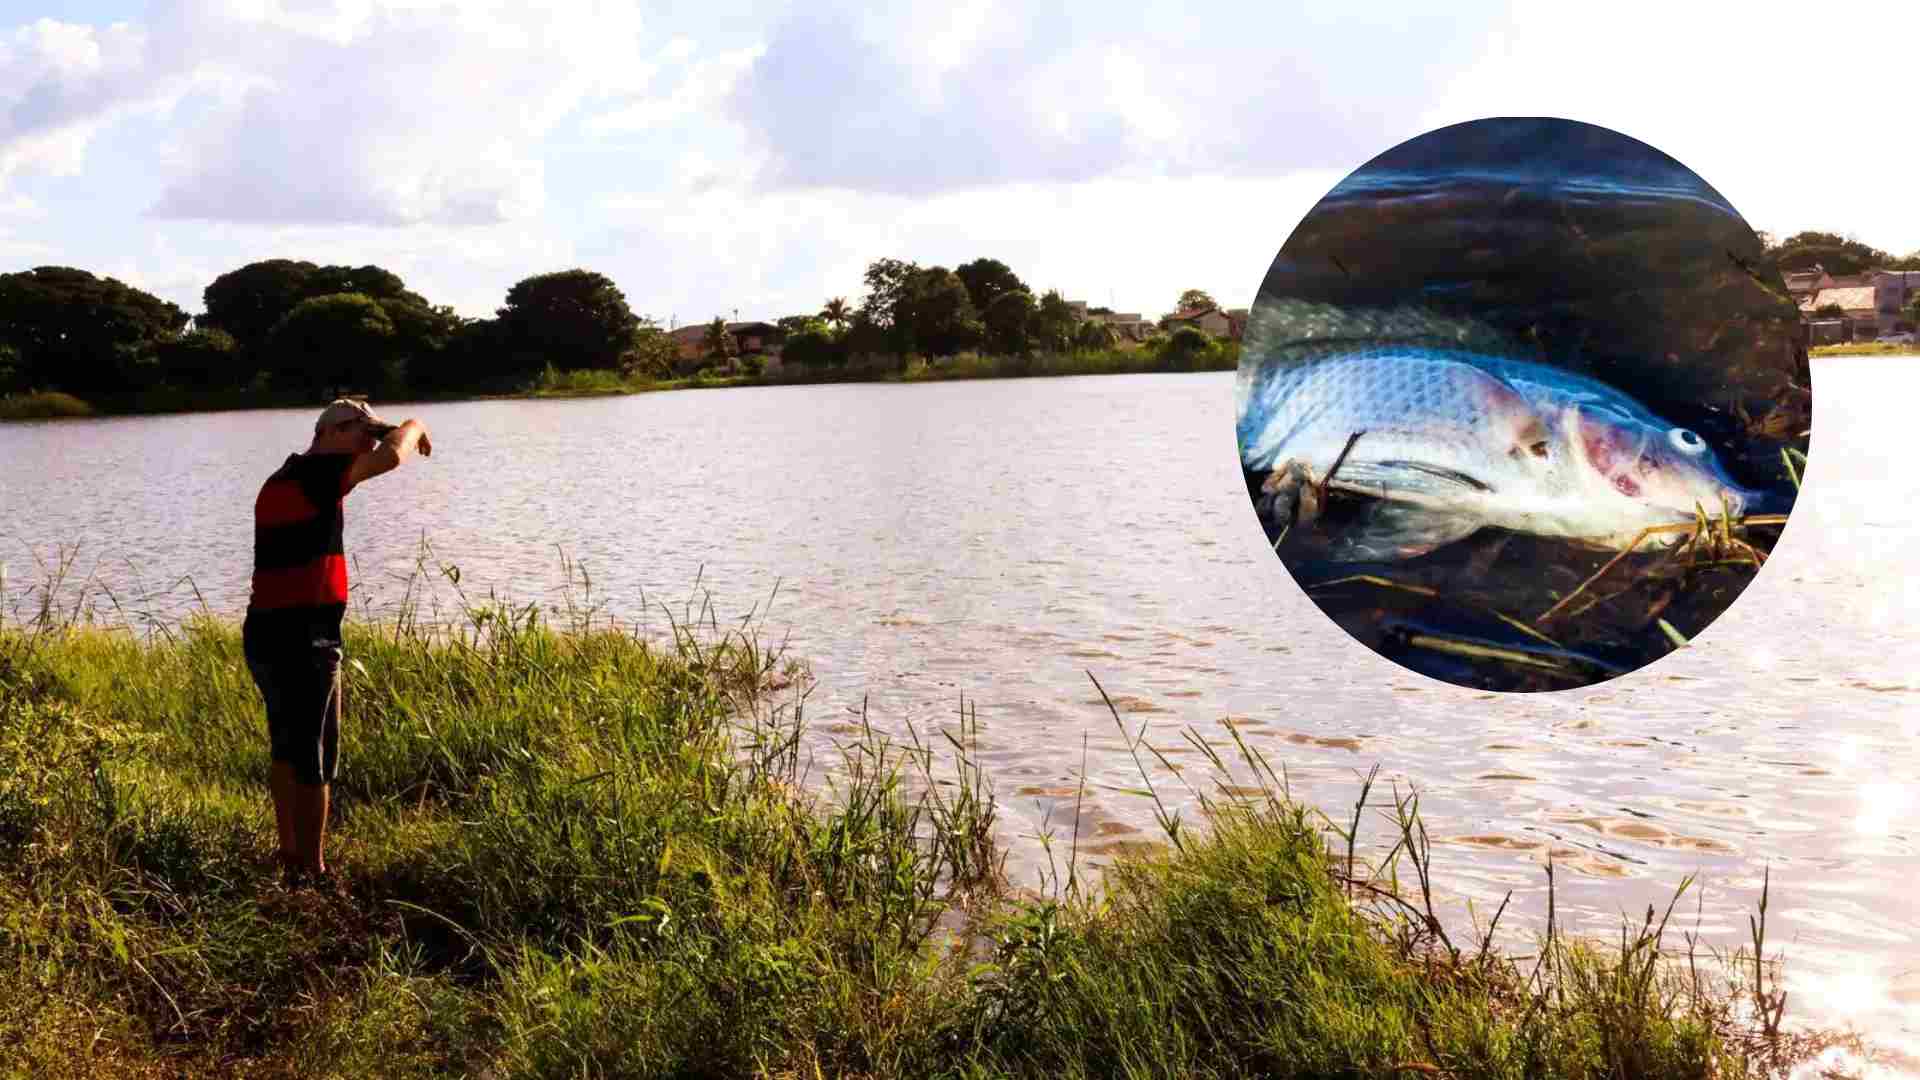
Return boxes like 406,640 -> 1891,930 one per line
243,634 -> 342,787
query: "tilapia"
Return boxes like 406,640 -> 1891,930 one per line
1236,336 -> 1763,563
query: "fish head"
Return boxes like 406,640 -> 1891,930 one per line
1561,403 -> 1757,544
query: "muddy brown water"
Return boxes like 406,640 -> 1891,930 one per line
3,359 -> 1915,1063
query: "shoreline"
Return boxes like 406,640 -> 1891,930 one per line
0,348 -> 1240,422
0,602 -> 1873,1077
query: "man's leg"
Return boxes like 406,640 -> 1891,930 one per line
249,650 -> 302,882
291,647 -> 343,877
269,762 -> 299,873
291,780 -> 330,876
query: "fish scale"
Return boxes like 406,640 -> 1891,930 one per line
1235,340 -> 1760,560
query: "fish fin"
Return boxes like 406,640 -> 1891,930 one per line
1328,503 -> 1484,563
1327,459 -> 1493,500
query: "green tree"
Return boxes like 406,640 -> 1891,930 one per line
819,297 -> 851,330
306,264 -> 408,300
497,270 -> 641,371
782,327 -> 844,369
954,257 -> 1026,314
1075,320 -> 1118,350
983,290 -> 1036,355
154,326 -> 244,390
1177,288 -> 1217,311
201,260 -> 321,355
1814,303 -> 1845,318
203,259 -> 454,386
622,319 -> 678,379
432,317 -> 519,387
857,258 -> 921,351
267,293 -> 397,392
1763,232 -> 1891,276
1029,290 -> 1080,353
1162,325 -> 1214,369
0,266 -> 189,394
905,267 -> 983,357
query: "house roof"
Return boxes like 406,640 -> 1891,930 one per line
668,320 -> 780,340
1808,286 -> 1877,312
1169,305 -> 1225,321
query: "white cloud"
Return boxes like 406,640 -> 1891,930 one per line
0,1 -> 685,228
590,168 -> 1346,325
143,1 -> 665,226
1416,1 -> 1920,254
727,2 -> 1503,195
0,15 -> 195,184
582,43 -> 764,136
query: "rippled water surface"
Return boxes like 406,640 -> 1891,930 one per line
3,360 -> 1916,1061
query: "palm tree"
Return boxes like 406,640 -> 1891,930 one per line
820,297 -> 850,331
702,317 -> 736,367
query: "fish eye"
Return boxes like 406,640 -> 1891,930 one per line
1668,428 -> 1705,455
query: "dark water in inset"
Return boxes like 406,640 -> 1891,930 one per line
1,366 -> 1913,1064
1242,119 -> 1808,691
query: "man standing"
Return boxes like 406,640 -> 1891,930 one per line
243,398 -> 431,888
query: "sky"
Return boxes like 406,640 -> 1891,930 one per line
3,0 -> 1916,326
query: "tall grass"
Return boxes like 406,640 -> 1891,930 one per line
1809,342 -> 1919,357
0,554 -> 1866,1077
0,390 -> 94,419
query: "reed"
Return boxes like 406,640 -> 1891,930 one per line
0,551 -> 1863,1077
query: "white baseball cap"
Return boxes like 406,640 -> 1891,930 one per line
315,397 -> 393,434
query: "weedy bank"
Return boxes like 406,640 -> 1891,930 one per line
0,571 -> 1865,1077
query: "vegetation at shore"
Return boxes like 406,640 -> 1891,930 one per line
1811,342 -> 1918,358
0,559 -> 1866,1077
0,253 -> 1238,422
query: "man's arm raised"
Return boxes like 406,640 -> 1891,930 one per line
347,419 -> 432,489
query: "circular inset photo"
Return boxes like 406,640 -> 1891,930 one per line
1236,117 -> 1808,692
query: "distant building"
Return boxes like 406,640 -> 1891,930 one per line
1065,301 -> 1156,348
1162,305 -> 1249,341
1807,319 -> 1850,345
1781,267 -> 1831,301
1797,269 -> 1920,340
1872,269 -> 1920,335
666,320 -> 787,372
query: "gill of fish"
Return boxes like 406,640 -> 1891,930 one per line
1236,344 -> 1758,561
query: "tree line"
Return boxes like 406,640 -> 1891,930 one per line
1757,230 -> 1920,277
0,256 -> 1233,403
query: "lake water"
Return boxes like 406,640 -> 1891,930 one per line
3,358 -> 1916,1065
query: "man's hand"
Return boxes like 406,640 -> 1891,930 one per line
347,418 -> 432,488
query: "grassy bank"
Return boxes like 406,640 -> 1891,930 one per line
0,390 -> 95,420
0,588 -> 1858,1077
2,346 -> 1240,422
1810,342 -> 1918,357
518,346 -> 1240,399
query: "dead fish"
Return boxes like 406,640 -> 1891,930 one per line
1237,341 -> 1764,562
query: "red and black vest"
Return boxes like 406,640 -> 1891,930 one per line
244,452 -> 357,647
